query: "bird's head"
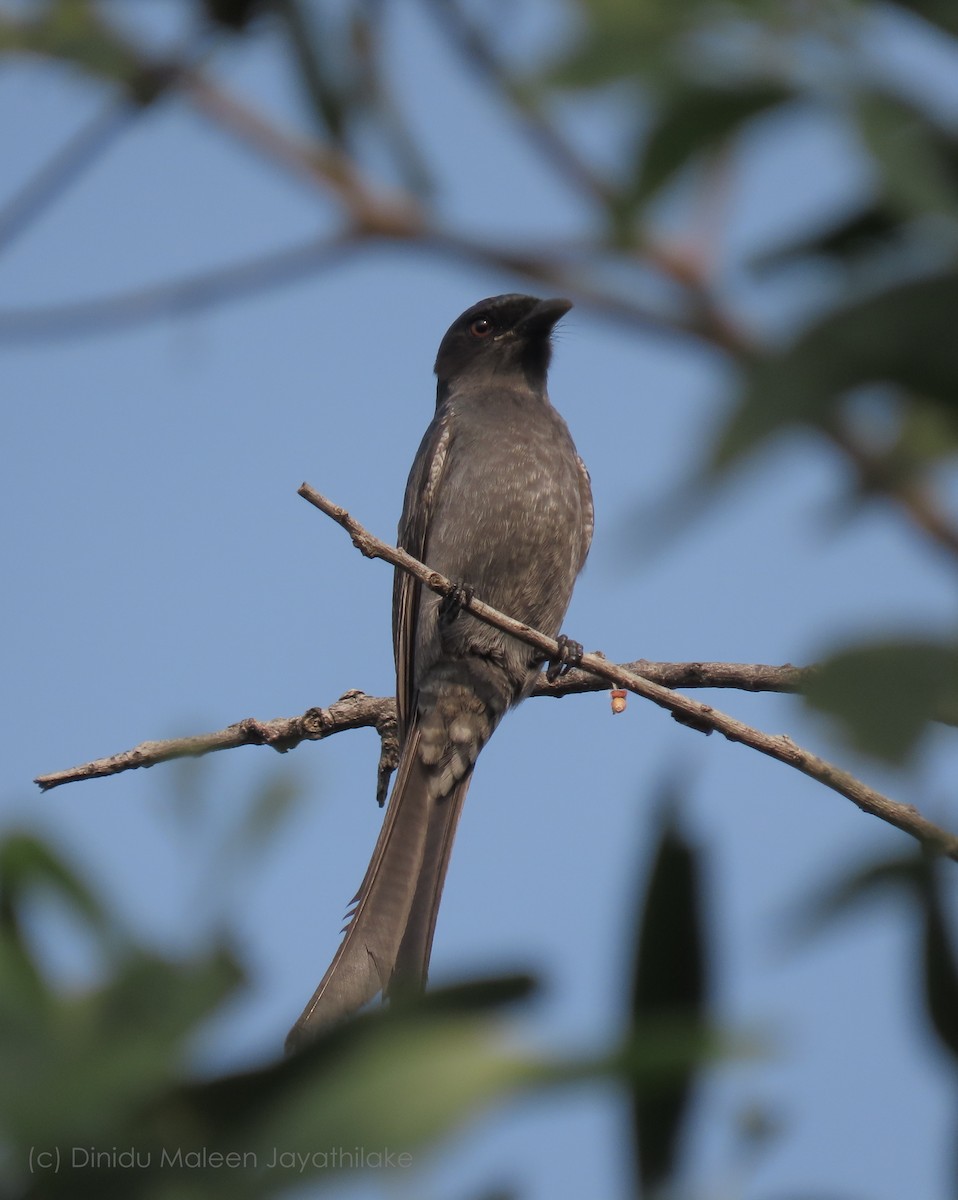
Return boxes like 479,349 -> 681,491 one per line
434,294 -> 572,397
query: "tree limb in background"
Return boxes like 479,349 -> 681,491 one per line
1,8 -> 956,570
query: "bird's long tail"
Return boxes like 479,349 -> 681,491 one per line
285,727 -> 472,1051
391,769 -> 471,991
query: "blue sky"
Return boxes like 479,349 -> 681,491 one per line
3,2 -> 957,1198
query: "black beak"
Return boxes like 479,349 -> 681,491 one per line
515,297 -> 573,338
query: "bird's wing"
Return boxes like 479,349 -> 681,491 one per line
392,412 -> 453,737
285,415 -> 456,1048
575,452 -> 594,572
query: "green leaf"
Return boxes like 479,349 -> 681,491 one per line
0,948 -> 243,1148
628,82 -> 793,207
223,770 -> 305,865
919,860 -> 958,1064
791,849 -> 958,1066
892,0 -> 958,35
628,813 -> 709,1193
276,0 -> 352,145
894,393 -> 958,464
547,0 -> 691,88
788,853 -> 924,944
202,0 -> 263,32
0,0 -> 156,103
0,834 -> 118,1131
548,0 -> 793,89
145,976 -> 539,1188
751,92 -> 958,275
750,201 -> 908,273
856,90 -> 958,217
0,831 -> 111,934
716,269 -> 958,465
803,638 -> 958,763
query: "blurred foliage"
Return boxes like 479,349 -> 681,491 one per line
0,0 -> 172,103
718,270 -> 958,464
794,847 -> 958,1065
3,0 -> 958,1196
803,639 -> 958,762
628,808 -> 709,1193
2,810 -> 952,1197
0,829 -> 734,1198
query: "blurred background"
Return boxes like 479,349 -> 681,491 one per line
2,1 -> 958,1197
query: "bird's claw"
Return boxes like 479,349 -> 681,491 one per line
546,633 -> 583,682
439,582 -> 474,628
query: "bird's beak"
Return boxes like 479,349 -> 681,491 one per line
515,297 -> 573,337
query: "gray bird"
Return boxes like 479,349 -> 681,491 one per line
286,294 -> 593,1049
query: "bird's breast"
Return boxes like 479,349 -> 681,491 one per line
423,398 -> 586,629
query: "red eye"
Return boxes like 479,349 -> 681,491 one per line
470,318 -> 493,338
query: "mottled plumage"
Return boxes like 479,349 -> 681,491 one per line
287,295 -> 592,1049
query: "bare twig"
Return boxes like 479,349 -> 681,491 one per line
533,659 -> 812,698
33,660 -> 813,793
35,690 -> 397,796
298,482 -> 958,862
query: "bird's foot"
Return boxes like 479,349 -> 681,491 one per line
547,633 -> 583,682
439,582 -> 474,628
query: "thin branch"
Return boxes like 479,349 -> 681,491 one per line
0,233 -> 355,343
534,659 -> 812,698
11,62 -> 951,578
0,99 -> 133,256
417,229 -> 735,354
829,423 -> 958,565
0,61 -> 736,350
422,0 -> 612,207
181,66 -> 424,237
34,690 -> 398,798
0,225 -> 722,349
297,482 -> 958,862
33,661 -> 812,793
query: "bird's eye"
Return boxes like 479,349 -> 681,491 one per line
469,318 -> 493,338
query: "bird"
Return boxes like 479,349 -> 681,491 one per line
286,293 -> 593,1050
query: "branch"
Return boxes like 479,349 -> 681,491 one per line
297,482 -> 958,862
422,0 -> 612,207
828,423 -> 958,565
34,690 -> 399,803
4,31 -> 954,571
33,661 -> 810,792
0,233 -> 355,343
533,659 -> 811,698
0,64 -> 732,351
0,227 -> 716,349
181,66 -> 424,238
0,99 -> 133,256
33,481 -> 958,861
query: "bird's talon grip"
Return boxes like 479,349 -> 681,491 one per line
439,582 -> 473,628
546,633 -> 583,682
